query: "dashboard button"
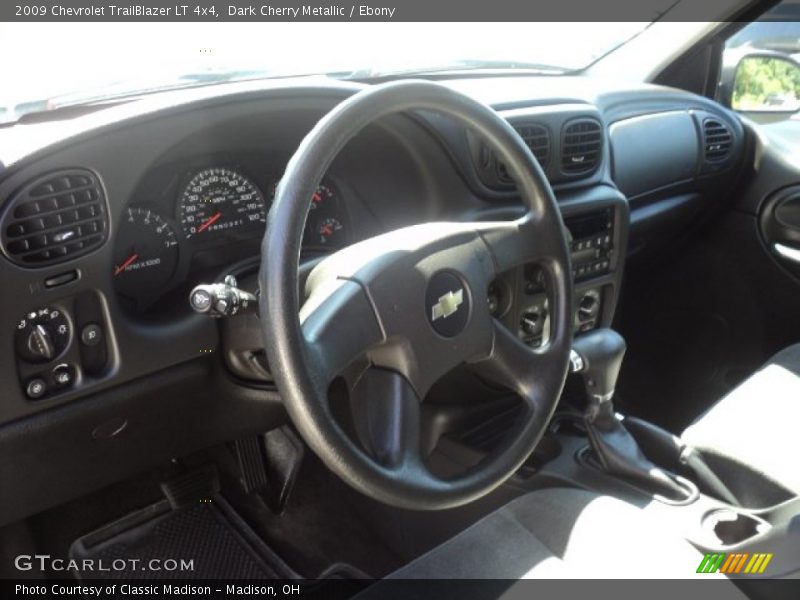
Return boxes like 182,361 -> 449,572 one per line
80,323 -> 103,347
45,270 -> 79,288
26,378 -> 47,399
52,364 -> 74,387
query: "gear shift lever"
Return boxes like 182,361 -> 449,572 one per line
570,329 -> 626,403
572,329 -> 689,501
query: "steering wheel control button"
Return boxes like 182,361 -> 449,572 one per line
80,323 -> 103,347
26,378 -> 47,399
52,364 -> 75,388
426,271 -> 470,337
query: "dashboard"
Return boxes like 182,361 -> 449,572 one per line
0,77 -> 747,406
0,75 -> 749,524
0,76 -> 746,413
112,155 -> 349,312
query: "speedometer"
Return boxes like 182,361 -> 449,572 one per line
178,167 -> 266,239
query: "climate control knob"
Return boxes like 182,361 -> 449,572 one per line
520,311 -> 543,336
577,291 -> 601,322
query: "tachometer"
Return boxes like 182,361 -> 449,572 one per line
113,208 -> 179,301
178,167 -> 266,239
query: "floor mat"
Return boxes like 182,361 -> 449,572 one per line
69,495 -> 297,580
220,451 -> 406,578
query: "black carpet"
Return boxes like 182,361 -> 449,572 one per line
220,451 -> 406,579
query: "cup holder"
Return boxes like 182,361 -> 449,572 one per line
702,509 -> 770,546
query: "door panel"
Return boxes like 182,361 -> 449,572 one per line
761,186 -> 800,276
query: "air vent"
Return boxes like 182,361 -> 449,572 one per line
496,123 -> 550,183
1,169 -> 108,267
703,118 -> 732,162
561,118 -> 603,175
515,123 -> 550,167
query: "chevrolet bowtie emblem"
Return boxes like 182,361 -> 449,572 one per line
431,289 -> 464,321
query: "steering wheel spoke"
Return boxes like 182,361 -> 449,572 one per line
349,367 -> 424,469
300,278 -> 385,385
471,319 -> 562,409
475,217 -> 561,276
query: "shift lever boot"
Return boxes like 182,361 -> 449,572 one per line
584,402 -> 690,501
572,329 -> 690,501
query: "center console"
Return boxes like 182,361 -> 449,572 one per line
490,193 -> 627,347
539,404 -> 800,578
525,325 -> 800,579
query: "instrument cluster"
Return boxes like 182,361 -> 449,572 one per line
112,163 -> 349,312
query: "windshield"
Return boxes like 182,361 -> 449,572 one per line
0,22 -> 653,123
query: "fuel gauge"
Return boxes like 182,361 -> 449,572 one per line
312,216 -> 345,247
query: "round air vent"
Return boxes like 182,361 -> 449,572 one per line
703,118 -> 733,162
1,169 -> 108,267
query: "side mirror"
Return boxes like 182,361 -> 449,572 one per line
722,52 -> 800,114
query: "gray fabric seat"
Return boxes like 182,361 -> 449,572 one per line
383,488 -> 733,580
682,343 -> 800,506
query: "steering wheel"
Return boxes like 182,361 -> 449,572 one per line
259,81 -> 572,510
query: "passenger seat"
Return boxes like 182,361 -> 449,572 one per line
682,344 -> 800,507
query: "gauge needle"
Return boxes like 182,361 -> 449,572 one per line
196,211 -> 222,233
114,253 -> 139,276
321,225 -> 333,235
312,192 -> 322,204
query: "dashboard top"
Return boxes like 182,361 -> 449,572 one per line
0,74 -> 735,169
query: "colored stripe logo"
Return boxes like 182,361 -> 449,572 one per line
697,553 -> 773,574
